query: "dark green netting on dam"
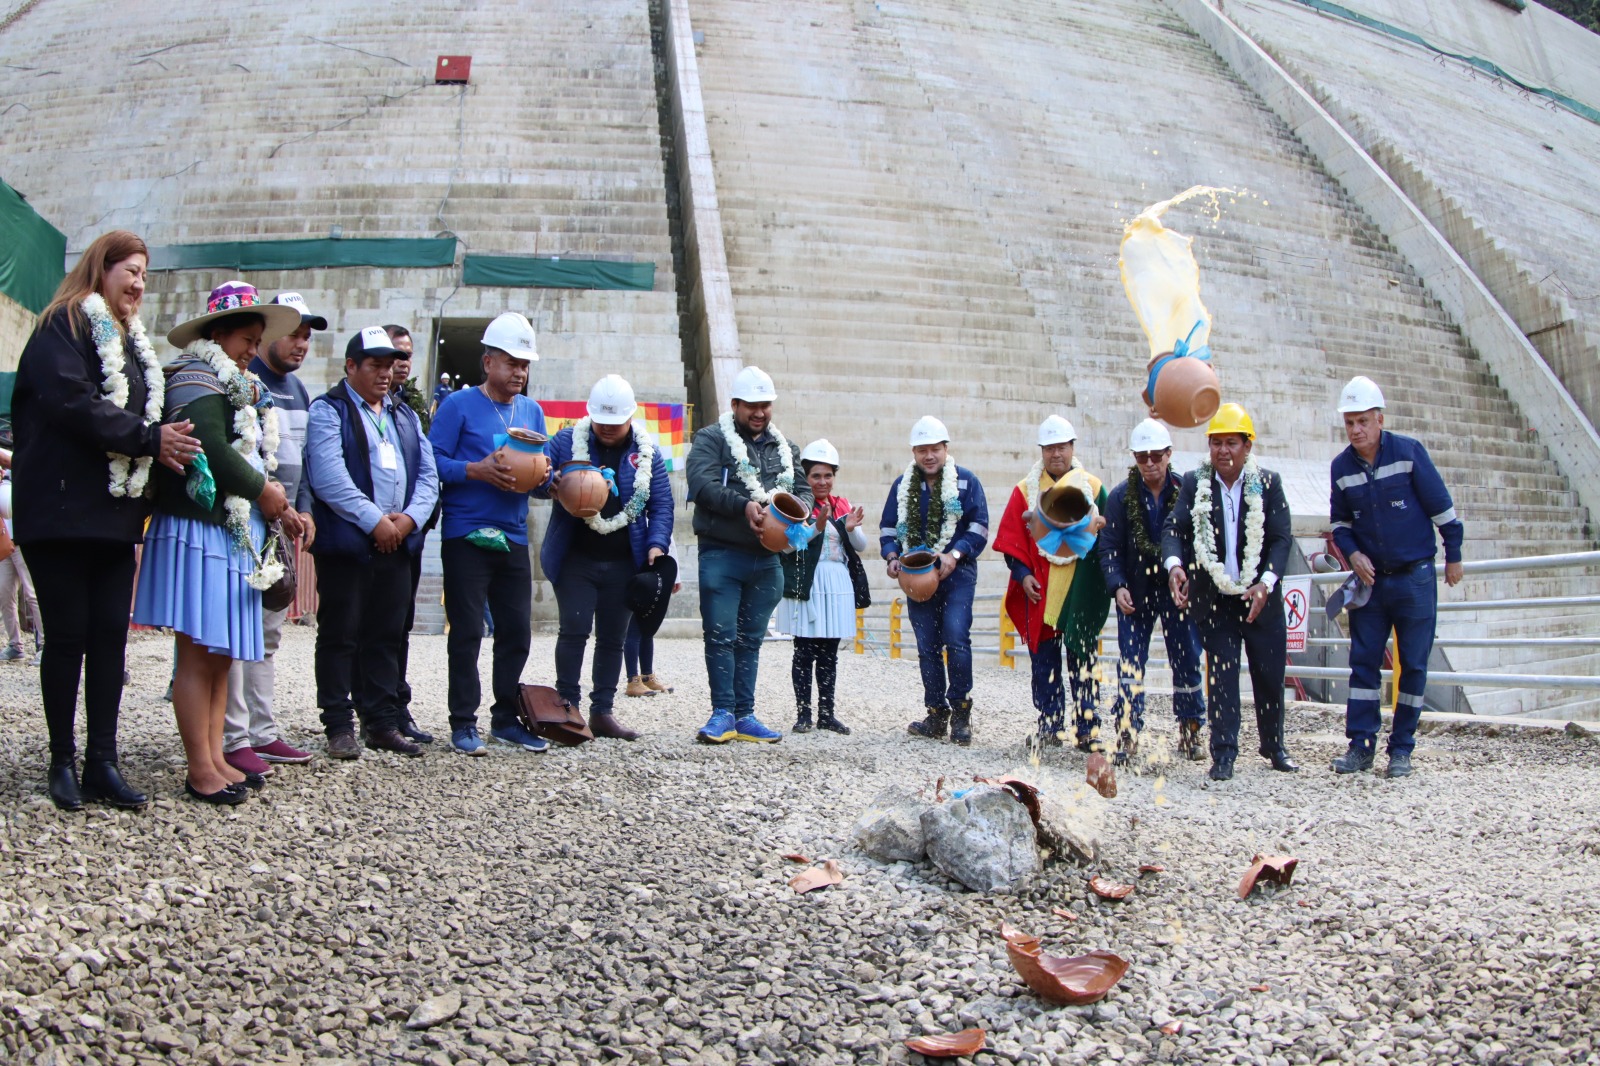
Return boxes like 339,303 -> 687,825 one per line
462,255 -> 656,291
0,180 -> 66,314
148,238 -> 458,272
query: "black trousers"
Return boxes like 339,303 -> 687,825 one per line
1198,593 -> 1287,761
553,553 -> 634,715
792,637 -> 840,711
28,541 -> 136,765
442,537 -> 531,731
315,550 -> 412,736
396,546 -> 424,712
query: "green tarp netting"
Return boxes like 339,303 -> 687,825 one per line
463,255 -> 656,291
0,180 -> 67,314
149,238 -> 457,272
0,371 -> 15,421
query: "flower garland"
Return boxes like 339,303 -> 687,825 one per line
1025,457 -> 1094,566
83,293 -> 164,498
896,459 -> 961,552
718,410 -> 793,505
1192,457 -> 1266,596
571,417 -> 656,535
184,340 -> 283,591
1124,466 -> 1164,559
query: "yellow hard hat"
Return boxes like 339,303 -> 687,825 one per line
1206,402 -> 1255,440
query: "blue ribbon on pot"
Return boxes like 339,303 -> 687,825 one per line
1145,319 -> 1212,402
769,504 -> 814,550
1037,512 -> 1097,560
499,433 -> 546,455
560,461 -> 619,496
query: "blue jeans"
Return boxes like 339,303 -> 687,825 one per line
1115,592 -> 1206,734
698,546 -> 784,717
1031,634 -> 1100,740
1346,561 -> 1436,756
908,562 -> 976,709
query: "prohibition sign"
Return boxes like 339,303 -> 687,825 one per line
1285,588 -> 1308,629
1284,584 -> 1310,652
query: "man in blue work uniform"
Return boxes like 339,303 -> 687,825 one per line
880,416 -> 989,746
1329,376 -> 1464,779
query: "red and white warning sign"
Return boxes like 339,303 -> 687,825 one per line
1282,576 -> 1311,653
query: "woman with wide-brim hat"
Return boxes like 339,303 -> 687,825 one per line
131,281 -> 302,805
12,230 -> 204,811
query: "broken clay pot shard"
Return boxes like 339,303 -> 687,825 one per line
789,859 -> 844,894
1004,929 -> 1131,1006
1085,753 -> 1118,799
973,774 -> 1043,833
1237,854 -> 1299,900
1088,876 -> 1135,901
904,1028 -> 987,1058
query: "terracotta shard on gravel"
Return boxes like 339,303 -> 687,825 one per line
1085,753 -> 1118,799
1139,864 -> 1165,875
788,859 -> 844,894
1089,876 -> 1135,900
999,922 -> 1130,1006
904,1028 -> 987,1058
1237,854 -> 1299,899
974,774 -> 1043,831
781,853 -> 810,863
1051,906 -> 1079,922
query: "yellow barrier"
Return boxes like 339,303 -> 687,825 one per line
999,601 -> 1017,669
889,598 -> 904,659
854,607 -> 866,655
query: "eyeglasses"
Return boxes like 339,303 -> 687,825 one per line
1133,451 -> 1169,464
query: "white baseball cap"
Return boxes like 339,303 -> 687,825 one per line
909,415 -> 950,448
731,366 -> 776,402
1337,375 -> 1385,413
270,292 -> 327,330
586,374 -> 637,426
1038,415 -> 1076,446
482,312 -> 539,361
1128,418 -> 1173,452
799,439 -> 841,467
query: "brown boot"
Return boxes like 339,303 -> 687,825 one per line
1177,720 -> 1205,762
590,712 -> 640,741
642,673 -> 674,694
364,727 -> 423,757
625,676 -> 652,698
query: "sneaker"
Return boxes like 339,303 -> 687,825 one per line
452,727 -> 488,756
224,747 -> 274,776
1330,745 -> 1375,774
0,645 -> 22,661
626,675 -> 652,698
30,648 -> 43,667
254,739 -> 313,764
734,715 -> 782,744
697,710 -> 737,744
489,723 -> 549,753
1385,751 -> 1413,779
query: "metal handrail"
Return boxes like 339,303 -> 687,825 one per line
1285,665 -> 1600,692
1308,550 -> 1600,584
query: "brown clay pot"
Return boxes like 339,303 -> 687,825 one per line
556,460 -> 611,518
491,428 -> 549,493
897,549 -> 941,603
759,491 -> 811,553
1143,351 -> 1221,428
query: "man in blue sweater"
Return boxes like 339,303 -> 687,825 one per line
879,416 -> 989,746
428,313 -> 548,756
1329,376 -> 1464,779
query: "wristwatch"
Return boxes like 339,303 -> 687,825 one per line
951,550 -> 964,562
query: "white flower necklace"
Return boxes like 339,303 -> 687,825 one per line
185,340 -> 283,591
1192,456 -> 1266,596
896,459 -> 961,552
83,293 -> 164,498
718,410 -> 793,505
1024,457 -> 1096,566
570,418 -> 656,535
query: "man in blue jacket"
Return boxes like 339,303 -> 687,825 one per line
534,374 -> 673,741
880,416 -> 989,746
1329,376 -> 1464,779
428,312 -> 549,756
306,327 -> 440,759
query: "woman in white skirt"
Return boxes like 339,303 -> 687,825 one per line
778,440 -> 871,734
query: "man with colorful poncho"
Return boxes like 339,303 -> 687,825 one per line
995,415 -> 1113,752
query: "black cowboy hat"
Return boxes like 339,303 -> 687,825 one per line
625,553 -> 678,639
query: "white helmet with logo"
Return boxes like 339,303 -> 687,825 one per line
1038,415 -> 1077,446
1128,418 -> 1173,452
730,366 -> 776,402
1336,375 -> 1385,413
799,439 -> 841,468
481,312 -> 539,361
586,374 -> 637,425
909,415 -> 950,447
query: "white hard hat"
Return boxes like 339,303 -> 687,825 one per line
586,374 -> 637,426
1128,418 -> 1173,452
909,415 -> 950,448
799,439 -> 841,468
730,366 -> 776,402
1038,415 -> 1077,446
1337,375 -> 1385,413
481,312 -> 539,361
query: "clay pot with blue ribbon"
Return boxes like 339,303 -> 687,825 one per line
760,491 -> 815,554
556,459 -> 615,518
1143,321 -> 1221,429
897,548 -> 941,602
1027,475 -> 1098,559
492,428 -> 550,493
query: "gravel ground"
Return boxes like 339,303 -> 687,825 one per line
0,625 -> 1596,1066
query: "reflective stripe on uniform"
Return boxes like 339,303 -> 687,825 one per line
1373,460 -> 1414,481
1336,472 -> 1367,491
1331,520 -> 1352,530
1348,687 -> 1383,701
1172,683 -> 1203,695
968,522 -> 989,538
879,527 -> 898,538
1397,691 -> 1426,707
1431,507 -> 1457,527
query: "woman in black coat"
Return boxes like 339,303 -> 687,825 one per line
12,230 -> 200,810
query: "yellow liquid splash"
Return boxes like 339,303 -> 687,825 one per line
1118,185 -> 1237,363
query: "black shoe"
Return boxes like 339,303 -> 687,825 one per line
1260,747 -> 1300,772
1385,751 -> 1413,779
1075,738 -> 1096,754
398,717 -> 435,745
1176,720 -> 1205,761
237,771 -> 267,791
186,779 -> 248,806
908,707 -> 950,740
950,699 -> 973,747
1208,757 -> 1235,782
81,761 -> 149,809
792,706 -> 814,734
1113,733 -> 1139,768
47,761 -> 83,811
1331,746 -> 1375,774
327,731 -> 363,760
365,727 -> 424,756
816,710 -> 851,735
589,712 -> 640,741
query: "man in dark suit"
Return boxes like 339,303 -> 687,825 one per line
1160,404 -> 1298,781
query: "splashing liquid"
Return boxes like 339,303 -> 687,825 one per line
1118,185 -> 1236,362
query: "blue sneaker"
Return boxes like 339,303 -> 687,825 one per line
489,723 -> 549,753
451,727 -> 487,756
734,715 -> 782,744
697,710 -> 737,744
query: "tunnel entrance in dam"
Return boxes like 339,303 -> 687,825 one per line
429,316 -> 494,391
